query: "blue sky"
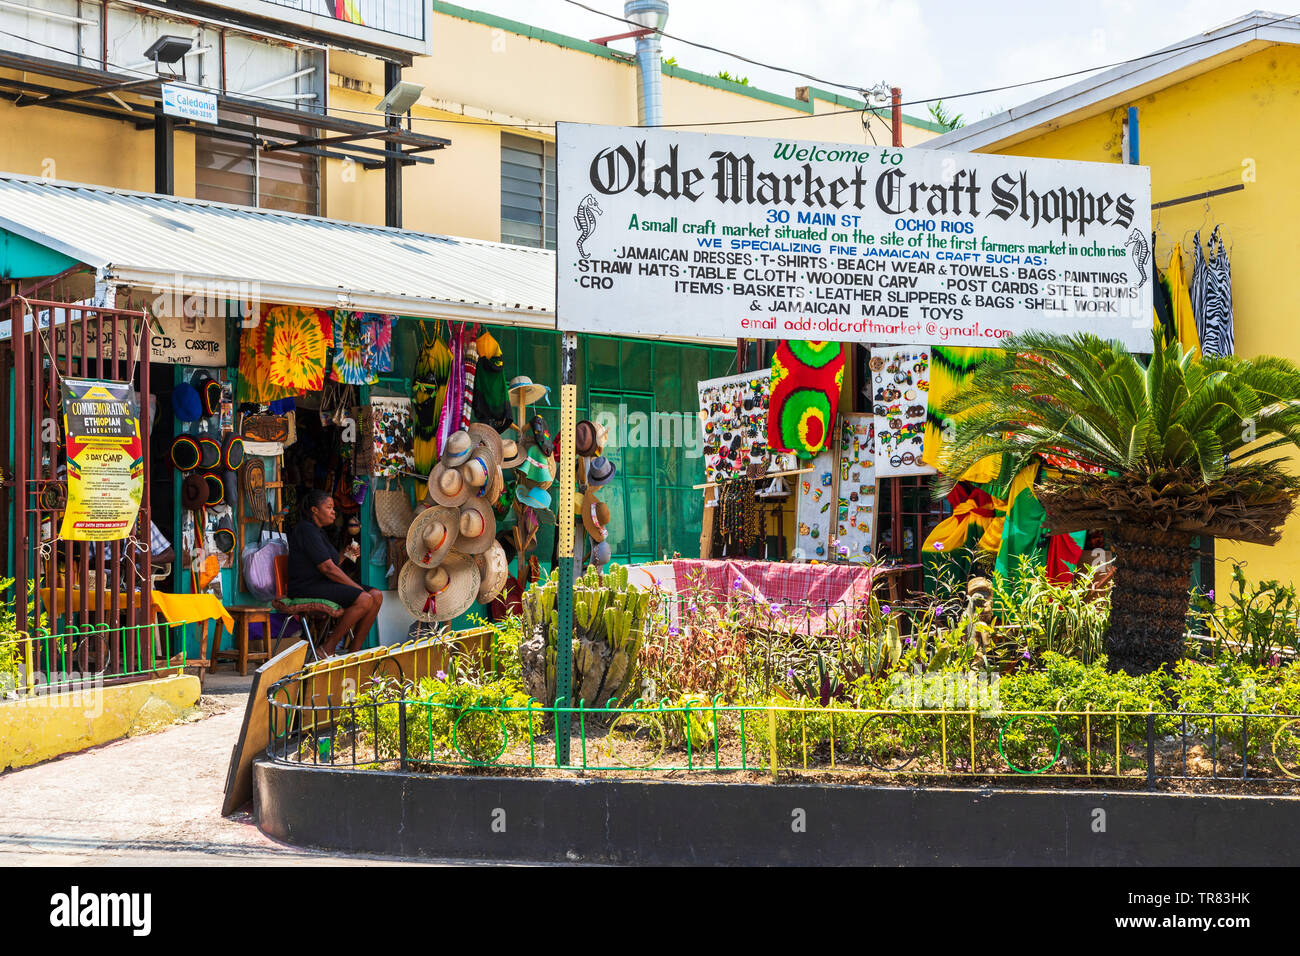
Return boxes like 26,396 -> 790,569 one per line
470,1 -> 1280,122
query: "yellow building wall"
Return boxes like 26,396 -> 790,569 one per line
323,7 -> 937,236
987,45 -> 1300,592
0,94 -> 196,197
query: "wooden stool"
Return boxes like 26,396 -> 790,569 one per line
212,605 -> 274,676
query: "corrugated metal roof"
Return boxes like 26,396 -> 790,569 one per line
0,173 -> 556,324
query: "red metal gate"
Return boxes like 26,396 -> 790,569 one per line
3,270 -> 154,679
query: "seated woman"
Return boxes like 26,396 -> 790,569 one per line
288,489 -> 383,656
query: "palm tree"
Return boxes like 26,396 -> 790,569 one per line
937,329 -> 1300,675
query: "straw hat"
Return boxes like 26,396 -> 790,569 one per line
475,540 -> 509,605
500,436 -> 527,469
468,422 -> 504,468
399,553 -> 480,622
508,375 -> 549,407
460,454 -> 494,490
441,429 -> 473,468
405,505 -> 459,568
428,461 -> 473,507
456,498 -> 496,554
581,489 -> 611,542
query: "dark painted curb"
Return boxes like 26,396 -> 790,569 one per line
253,759 -> 1300,865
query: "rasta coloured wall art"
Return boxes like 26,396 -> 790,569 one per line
836,413 -> 878,561
870,345 -> 934,478
767,341 -> 846,459
698,369 -> 797,486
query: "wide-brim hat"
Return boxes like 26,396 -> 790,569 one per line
181,472 -> 209,510
468,422 -> 504,468
519,447 -> 553,484
460,454 -> 495,491
202,472 -> 226,507
406,504 -> 459,568
581,489 -> 611,542
508,376 -> 549,406
500,436 -> 527,469
428,461 -> 473,508
475,541 -> 509,605
586,456 -> 616,487
441,429 -> 473,468
399,553 -> 480,623
170,435 -> 201,472
197,437 -> 222,471
222,433 -> 245,470
456,498 -> 496,554
516,484 -> 552,510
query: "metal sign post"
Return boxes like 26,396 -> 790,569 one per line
554,331 -> 579,764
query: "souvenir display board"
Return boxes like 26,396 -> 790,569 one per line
369,396 -> 415,479
870,346 -> 934,478
793,446 -> 837,561
697,369 -> 797,486
836,413 -> 878,561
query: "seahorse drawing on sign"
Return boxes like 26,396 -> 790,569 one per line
1125,228 -> 1151,288
574,194 -> 603,260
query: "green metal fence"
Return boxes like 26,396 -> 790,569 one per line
0,621 -> 194,697
265,686 -> 1300,788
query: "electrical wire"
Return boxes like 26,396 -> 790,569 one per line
2,8 -> 1298,135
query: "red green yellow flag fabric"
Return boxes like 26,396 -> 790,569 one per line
767,341 -> 845,459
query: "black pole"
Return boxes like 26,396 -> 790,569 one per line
384,61 -> 403,228
154,115 -> 175,195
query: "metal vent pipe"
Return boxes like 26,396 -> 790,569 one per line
624,0 -> 669,126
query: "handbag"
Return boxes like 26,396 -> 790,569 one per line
243,527 -> 287,601
374,479 -> 415,537
241,415 -> 289,443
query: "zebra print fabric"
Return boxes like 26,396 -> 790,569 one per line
1191,227 -> 1234,357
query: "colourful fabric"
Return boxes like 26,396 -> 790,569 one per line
923,485 -> 996,554
1046,531 -> 1088,584
1168,246 -> 1201,359
237,312 -> 297,403
330,310 -> 370,384
768,341 -> 846,459
995,483 -> 1047,578
922,346 -> 1000,481
151,591 -> 234,635
412,332 -> 452,474
267,305 -> 329,391
978,462 -> 1039,554
670,558 -> 881,634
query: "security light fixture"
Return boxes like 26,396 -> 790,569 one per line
375,81 -> 424,118
143,35 -> 193,77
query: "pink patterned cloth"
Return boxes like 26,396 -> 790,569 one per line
670,559 -> 884,632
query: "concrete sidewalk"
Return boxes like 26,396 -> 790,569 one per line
0,672 -> 437,866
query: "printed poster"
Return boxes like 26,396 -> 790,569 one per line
870,346 -> 935,478
794,445 -> 836,561
836,413 -> 878,561
698,369 -> 797,485
58,378 -> 143,541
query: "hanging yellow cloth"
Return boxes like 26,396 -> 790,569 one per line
923,486 -> 998,554
1168,247 -> 1201,359
977,462 -> 1040,553
923,346 -> 1001,482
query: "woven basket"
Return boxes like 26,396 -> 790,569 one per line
374,480 -> 415,537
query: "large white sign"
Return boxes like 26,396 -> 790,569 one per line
556,123 -> 1153,349
161,84 -> 218,125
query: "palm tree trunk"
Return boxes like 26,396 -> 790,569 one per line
1105,525 -> 1195,675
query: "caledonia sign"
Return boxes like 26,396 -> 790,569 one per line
556,123 -> 1153,348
